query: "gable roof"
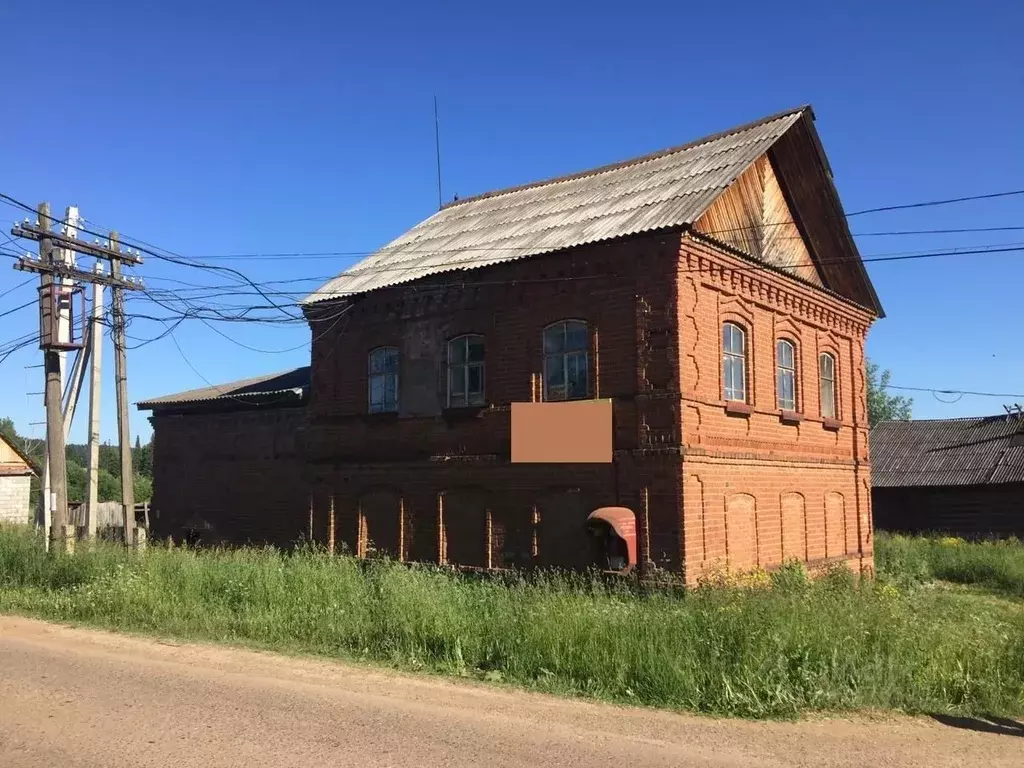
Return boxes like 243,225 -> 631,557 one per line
305,105 -> 882,315
137,367 -> 310,412
0,432 -> 37,476
871,416 -> 1024,488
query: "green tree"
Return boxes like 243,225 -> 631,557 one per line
867,359 -> 913,427
99,444 -> 121,477
0,416 -> 17,446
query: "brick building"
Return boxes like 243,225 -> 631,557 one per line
141,105 -> 883,581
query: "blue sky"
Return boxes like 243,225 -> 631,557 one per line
1,0 -> 1022,443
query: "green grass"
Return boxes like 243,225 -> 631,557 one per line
875,531 -> 1024,598
1,524 -> 1023,719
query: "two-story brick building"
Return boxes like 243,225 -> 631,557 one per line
141,104 -> 883,581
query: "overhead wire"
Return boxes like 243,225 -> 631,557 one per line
3,189 -> 1024,397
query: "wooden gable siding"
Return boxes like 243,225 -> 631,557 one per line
0,436 -> 32,474
765,114 -> 883,315
694,155 -> 823,287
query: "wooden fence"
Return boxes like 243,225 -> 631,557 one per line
67,501 -> 150,529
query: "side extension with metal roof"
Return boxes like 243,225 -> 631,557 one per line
137,367 -> 310,414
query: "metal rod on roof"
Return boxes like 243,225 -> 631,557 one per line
434,95 -> 443,210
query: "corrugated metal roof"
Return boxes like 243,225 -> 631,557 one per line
305,107 -> 810,303
137,367 -> 310,410
871,416 -> 1024,487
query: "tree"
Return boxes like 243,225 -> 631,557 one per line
867,359 -> 912,427
0,417 -> 17,446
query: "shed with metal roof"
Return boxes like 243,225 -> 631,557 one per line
871,415 -> 1024,538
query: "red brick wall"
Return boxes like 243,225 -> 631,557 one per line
302,231 -> 686,571
149,408 -> 307,547
677,234 -> 875,580
149,227 -> 879,583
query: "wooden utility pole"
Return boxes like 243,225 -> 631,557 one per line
12,212 -> 144,551
86,263 -> 104,539
110,232 -> 135,546
38,203 -> 69,551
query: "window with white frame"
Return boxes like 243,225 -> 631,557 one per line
776,339 -> 797,411
368,347 -> 399,413
819,352 -> 837,419
543,320 -> 589,401
722,322 -> 747,402
447,335 -> 485,407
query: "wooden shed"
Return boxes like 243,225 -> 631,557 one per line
871,415 -> 1024,538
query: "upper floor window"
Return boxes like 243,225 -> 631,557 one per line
819,352 -> 837,419
368,346 -> 399,413
722,322 -> 747,402
776,339 -> 797,411
448,335 -> 485,407
543,320 -> 589,401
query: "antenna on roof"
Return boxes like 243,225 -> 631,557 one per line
434,95 -> 443,210
1003,403 -> 1024,422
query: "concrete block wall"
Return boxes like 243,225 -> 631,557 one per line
0,475 -> 32,525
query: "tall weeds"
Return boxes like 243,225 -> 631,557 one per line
1,525 -> 1022,718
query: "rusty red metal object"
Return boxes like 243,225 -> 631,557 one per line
587,506 -> 637,572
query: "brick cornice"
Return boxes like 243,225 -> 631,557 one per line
680,235 -> 873,337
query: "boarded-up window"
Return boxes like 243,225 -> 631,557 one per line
490,506 -> 533,569
825,492 -> 846,558
536,489 -> 591,569
726,493 -> 756,569
442,489 -> 489,568
781,492 -> 806,562
359,489 -> 402,559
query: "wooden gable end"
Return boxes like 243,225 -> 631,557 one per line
0,434 -> 34,476
694,111 -> 883,317
694,155 -> 824,288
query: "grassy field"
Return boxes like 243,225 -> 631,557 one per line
875,532 -> 1024,597
1,525 -> 1022,719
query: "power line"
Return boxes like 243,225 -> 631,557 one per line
884,384 -> 1024,399
0,299 -> 35,320
847,189 -> 1024,217
5,188 -> 1024,268
0,275 -> 35,299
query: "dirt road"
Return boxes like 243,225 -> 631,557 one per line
0,616 -> 1019,767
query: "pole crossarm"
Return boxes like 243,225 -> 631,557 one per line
11,223 -> 143,265
14,257 -> 144,290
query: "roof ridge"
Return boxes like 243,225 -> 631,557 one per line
876,415 -> 1008,424
440,105 -> 812,211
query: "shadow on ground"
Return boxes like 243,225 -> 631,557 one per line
930,714 -> 1024,737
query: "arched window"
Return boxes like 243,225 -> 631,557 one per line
543,320 -> 589,401
448,335 -> 485,407
819,352 -> 837,419
368,347 -> 399,413
722,322 -> 747,402
776,339 -> 797,411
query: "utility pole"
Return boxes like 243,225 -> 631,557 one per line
110,232 -> 135,546
38,203 -> 69,551
12,212 -> 144,551
86,263 -> 104,539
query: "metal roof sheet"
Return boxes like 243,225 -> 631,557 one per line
871,416 -> 1024,487
305,107 -> 809,303
137,367 -> 310,410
